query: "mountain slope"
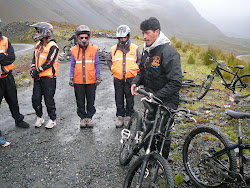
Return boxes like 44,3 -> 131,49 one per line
0,0 -> 227,42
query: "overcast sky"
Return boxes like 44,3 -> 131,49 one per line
188,0 -> 250,39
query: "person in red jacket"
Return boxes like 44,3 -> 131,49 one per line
0,18 -> 30,136
107,25 -> 141,128
69,25 -> 101,128
29,22 -> 59,129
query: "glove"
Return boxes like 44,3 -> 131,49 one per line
30,68 -> 40,80
69,77 -> 74,87
96,77 -> 101,86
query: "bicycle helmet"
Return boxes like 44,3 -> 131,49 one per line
0,18 -> 2,33
30,22 -> 53,42
116,25 -> 131,44
75,25 -> 91,46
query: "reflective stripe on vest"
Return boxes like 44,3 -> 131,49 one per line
0,36 -> 14,75
34,41 -> 59,78
111,43 -> 139,80
71,44 -> 98,84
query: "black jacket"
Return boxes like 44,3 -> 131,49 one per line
132,43 -> 182,105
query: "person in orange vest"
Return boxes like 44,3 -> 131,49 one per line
69,25 -> 101,128
107,25 -> 141,128
0,18 -> 30,139
29,22 -> 59,129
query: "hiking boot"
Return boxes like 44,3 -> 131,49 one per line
45,119 -> 56,129
35,117 -> 45,128
115,116 -> 124,128
85,118 -> 94,128
15,120 -> 30,128
0,137 -> 10,147
80,119 -> 87,128
124,116 -> 130,127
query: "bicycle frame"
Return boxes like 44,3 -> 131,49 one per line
210,63 -> 242,91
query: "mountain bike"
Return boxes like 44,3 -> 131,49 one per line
197,54 -> 250,100
183,109 -> 250,187
63,40 -> 75,57
120,87 -> 197,187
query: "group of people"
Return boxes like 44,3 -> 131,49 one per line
1,17 -> 182,159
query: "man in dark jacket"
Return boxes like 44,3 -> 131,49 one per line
0,19 -> 30,139
131,17 -> 182,159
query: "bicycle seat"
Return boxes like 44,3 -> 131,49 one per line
234,65 -> 244,69
225,109 -> 250,119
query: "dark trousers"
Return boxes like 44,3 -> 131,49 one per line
114,77 -> 134,117
148,102 -> 178,159
74,83 -> 96,119
32,77 -> 56,120
0,73 -> 24,122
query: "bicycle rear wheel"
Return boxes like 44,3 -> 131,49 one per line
197,75 -> 213,100
183,126 -> 237,187
119,112 -> 142,166
123,153 -> 175,188
233,74 -> 250,96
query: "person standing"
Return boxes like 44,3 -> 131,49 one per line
0,18 -> 30,133
131,17 -> 182,159
107,25 -> 141,128
69,25 -> 101,128
29,22 -> 59,129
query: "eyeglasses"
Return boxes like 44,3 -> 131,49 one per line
36,30 -> 40,34
118,36 -> 127,39
79,36 -> 89,40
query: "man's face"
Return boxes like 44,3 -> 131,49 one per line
142,29 -> 160,46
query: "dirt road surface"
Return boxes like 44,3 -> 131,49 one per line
0,38 -> 138,188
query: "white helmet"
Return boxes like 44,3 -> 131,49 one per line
116,25 -> 131,38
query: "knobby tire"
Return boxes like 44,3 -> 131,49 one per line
197,75 -> 213,100
182,126 -> 237,188
233,74 -> 250,96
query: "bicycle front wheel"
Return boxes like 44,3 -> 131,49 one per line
123,153 -> 175,188
233,74 -> 250,96
119,112 -> 142,166
183,126 -> 237,188
197,75 -> 213,100
63,45 -> 71,56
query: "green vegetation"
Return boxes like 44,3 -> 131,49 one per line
175,172 -> 184,185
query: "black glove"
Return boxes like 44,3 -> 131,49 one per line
96,77 -> 102,86
69,77 -> 74,87
30,68 -> 40,80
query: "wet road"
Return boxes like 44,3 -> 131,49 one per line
0,38 -> 137,187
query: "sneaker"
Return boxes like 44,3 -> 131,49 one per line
15,120 -> 30,128
0,137 -> 10,147
115,116 -> 124,128
124,116 -> 130,127
80,119 -> 87,128
35,117 -> 45,128
45,119 -> 56,129
85,118 -> 94,128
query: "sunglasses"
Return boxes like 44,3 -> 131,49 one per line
78,36 -> 89,40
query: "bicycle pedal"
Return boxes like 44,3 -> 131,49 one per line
121,129 -> 130,140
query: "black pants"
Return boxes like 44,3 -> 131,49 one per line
74,83 -> 96,119
147,102 -> 178,159
32,77 -> 56,120
114,77 -> 134,117
0,73 -> 24,122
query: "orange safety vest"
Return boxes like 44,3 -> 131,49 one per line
111,43 -> 139,80
71,44 -> 98,84
0,36 -> 14,75
34,41 -> 59,78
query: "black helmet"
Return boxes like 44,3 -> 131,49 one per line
30,22 -> 53,42
75,25 -> 91,46
116,25 -> 131,45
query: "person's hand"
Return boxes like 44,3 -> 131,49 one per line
131,84 -> 138,95
69,77 -> 74,87
30,69 -> 40,80
96,77 -> 101,86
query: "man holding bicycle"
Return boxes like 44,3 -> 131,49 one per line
131,17 -> 182,159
